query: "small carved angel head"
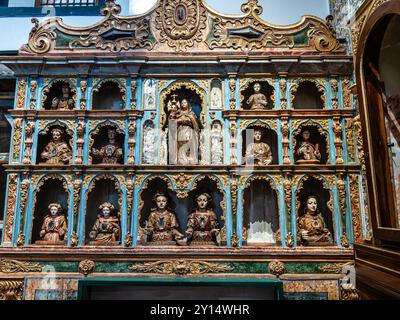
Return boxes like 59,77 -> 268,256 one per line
253,83 -> 261,93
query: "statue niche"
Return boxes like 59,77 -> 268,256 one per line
293,81 -> 324,109
294,125 -> 328,164
139,177 -> 184,245
296,177 -> 334,246
92,81 -> 124,110
162,87 -> 203,165
242,126 -> 278,165
85,178 -> 121,245
210,79 -> 223,110
90,125 -> 124,164
31,178 -> 68,245
242,81 -> 274,110
243,179 -> 279,245
37,126 -> 73,165
43,81 -> 75,110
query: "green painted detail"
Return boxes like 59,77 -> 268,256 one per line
33,261 -> 344,275
55,31 -> 80,49
292,27 -> 311,46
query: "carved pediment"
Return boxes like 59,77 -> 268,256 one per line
20,0 -> 346,55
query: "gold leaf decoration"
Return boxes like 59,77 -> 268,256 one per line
0,259 -> 42,273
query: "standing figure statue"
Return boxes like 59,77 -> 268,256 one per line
143,192 -> 186,245
40,128 -> 72,164
244,129 -> 273,165
247,83 -> 268,110
92,128 -> 123,164
295,130 -> 321,164
51,83 -> 74,110
298,195 -> 332,245
89,202 -> 120,245
186,193 -> 220,245
168,98 -> 200,165
37,203 -> 67,245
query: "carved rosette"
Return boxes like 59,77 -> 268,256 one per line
0,281 -> 24,300
3,174 -> 18,243
156,0 -> 207,52
129,260 -> 234,275
79,260 -> 95,277
0,259 -> 42,273
268,260 -> 285,277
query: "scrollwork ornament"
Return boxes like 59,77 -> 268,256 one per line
21,18 -> 56,54
0,259 -> 42,273
0,281 -> 23,300
129,260 -> 234,275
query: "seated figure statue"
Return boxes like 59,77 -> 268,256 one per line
186,193 -> 220,246
89,202 -> 120,245
244,129 -> 273,165
37,203 -> 67,245
247,83 -> 268,110
295,130 -> 321,164
92,128 -> 123,164
40,128 -> 72,164
143,192 -> 186,245
51,83 -> 74,110
298,195 -> 332,245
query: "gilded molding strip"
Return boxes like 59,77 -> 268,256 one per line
0,259 -> 42,273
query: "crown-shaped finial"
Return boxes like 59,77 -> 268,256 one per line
241,0 -> 263,16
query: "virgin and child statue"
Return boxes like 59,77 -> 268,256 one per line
167,96 -> 200,165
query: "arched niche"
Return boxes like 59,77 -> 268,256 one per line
243,177 -> 279,245
159,81 -> 206,165
292,80 -> 325,109
210,79 -> 223,110
210,120 -> 224,165
31,176 -> 69,245
241,80 -> 275,110
37,123 -> 73,165
143,79 -> 157,110
85,176 -> 122,245
296,176 -> 334,246
88,123 -> 125,165
185,176 -> 226,245
362,13 -> 400,230
142,120 -> 156,165
137,176 -> 180,244
42,80 -> 76,110
92,80 -> 125,110
293,123 -> 329,164
241,124 -> 278,165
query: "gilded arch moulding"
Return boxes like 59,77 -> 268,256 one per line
91,78 -> 127,107
289,78 -> 327,108
40,78 -> 78,110
240,78 -> 276,109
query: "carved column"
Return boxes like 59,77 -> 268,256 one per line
330,79 -> 339,109
228,78 -> 236,110
17,172 -> 30,246
11,118 -> 23,163
279,78 -> 287,109
22,119 -> 35,164
71,174 -> 82,247
3,174 -> 18,243
130,79 -> 137,109
16,78 -> 26,109
29,79 -> 37,110
281,117 -> 290,164
125,173 -> 134,247
337,173 -> 349,247
80,79 -> 87,110
75,119 -> 85,164
229,119 -> 237,165
283,174 -> 293,247
333,116 -> 344,164
127,118 -> 136,164
230,174 -> 238,246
